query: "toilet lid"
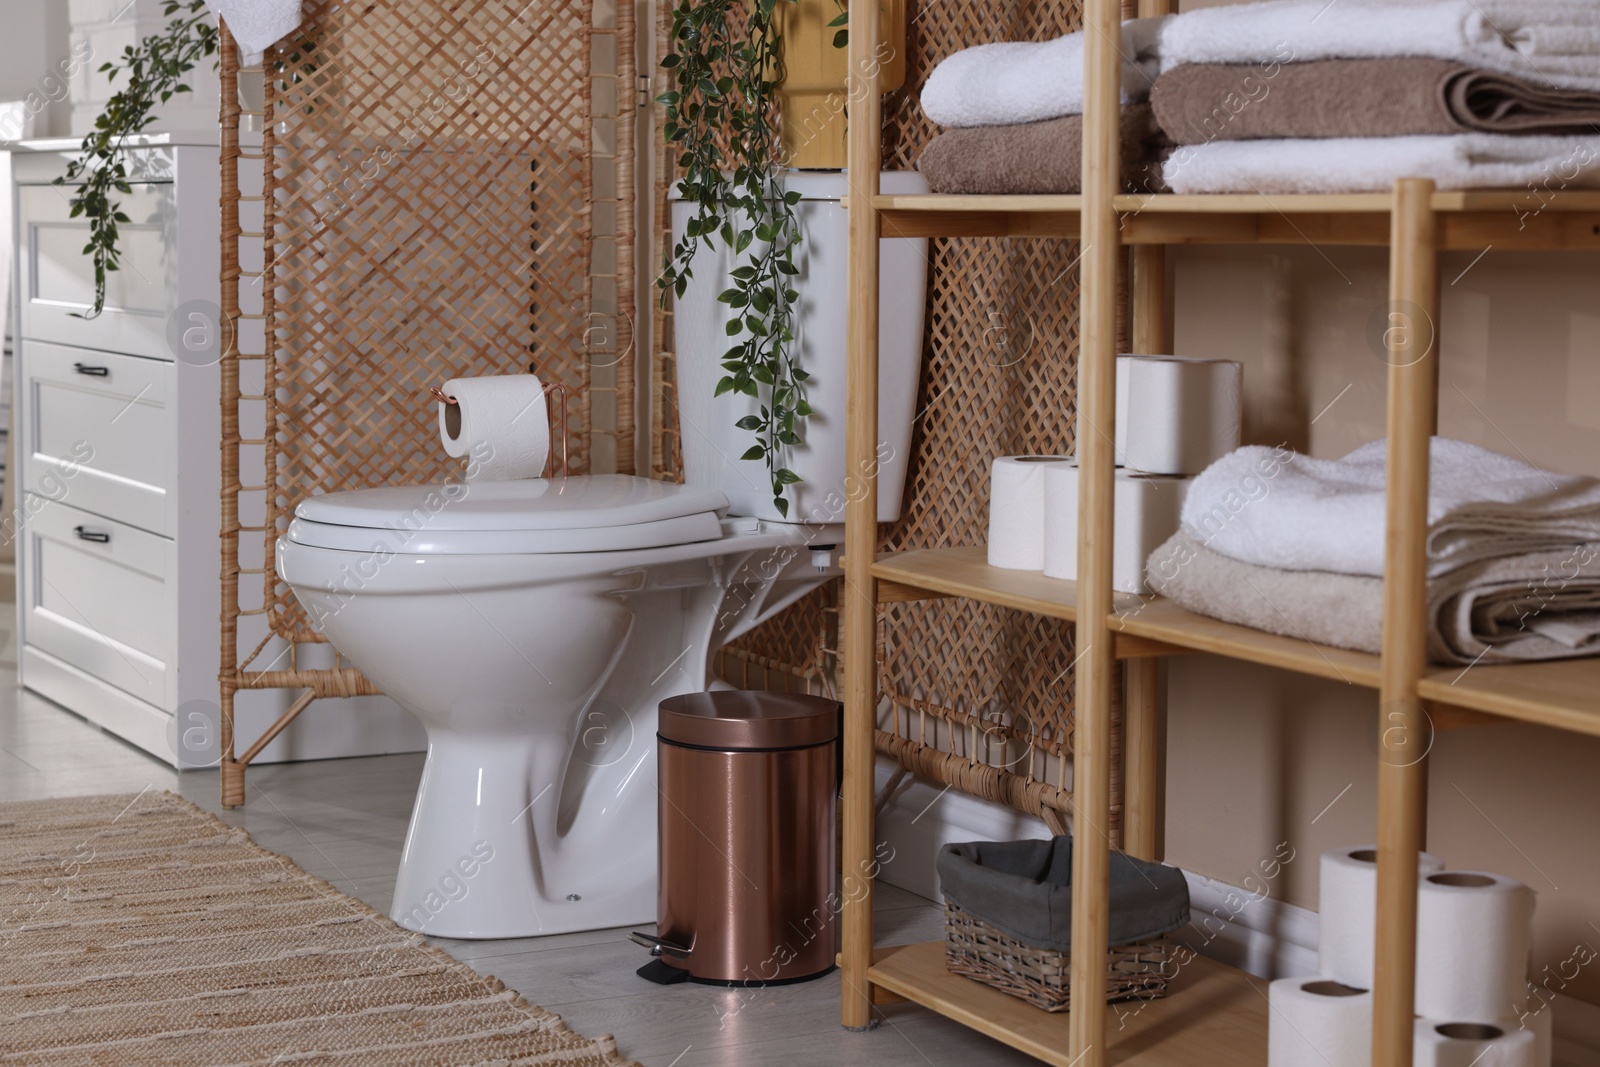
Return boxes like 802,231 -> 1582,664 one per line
286,475 -> 729,554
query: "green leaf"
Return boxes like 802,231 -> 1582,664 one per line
735,415 -> 763,431
776,468 -> 802,485
833,29 -> 848,48
741,445 -> 766,461
773,496 -> 790,518
713,376 -> 736,397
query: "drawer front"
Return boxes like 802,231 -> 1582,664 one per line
21,496 -> 175,711
21,341 -> 175,536
17,182 -> 176,360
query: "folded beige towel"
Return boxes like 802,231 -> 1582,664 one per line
1147,532 -> 1600,665
1153,58 -> 1600,145
917,104 -> 1169,195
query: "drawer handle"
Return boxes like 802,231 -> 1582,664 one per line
73,363 -> 110,377
73,526 -> 111,544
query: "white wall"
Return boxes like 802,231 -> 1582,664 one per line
1,0 -> 220,139
65,0 -> 219,135
0,0 -> 72,137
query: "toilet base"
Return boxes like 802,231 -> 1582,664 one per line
388,730 -> 656,939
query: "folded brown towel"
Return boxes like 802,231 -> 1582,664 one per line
1146,532 -> 1600,665
917,104 -> 1169,195
1152,58 -> 1600,145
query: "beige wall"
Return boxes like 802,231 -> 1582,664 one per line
1166,241 -> 1600,1005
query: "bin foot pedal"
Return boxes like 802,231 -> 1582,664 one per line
637,959 -> 691,985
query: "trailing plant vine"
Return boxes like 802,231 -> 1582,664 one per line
658,0 -> 812,517
55,0 -> 218,319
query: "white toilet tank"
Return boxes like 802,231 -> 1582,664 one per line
670,170 -> 928,525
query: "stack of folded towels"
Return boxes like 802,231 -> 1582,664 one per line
917,18 -> 1170,195
1145,438 -> 1600,665
918,0 -> 1600,195
1153,0 -> 1600,194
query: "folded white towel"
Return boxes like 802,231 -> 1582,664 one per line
1148,531 -> 1600,664
920,17 -> 1166,128
1182,438 -> 1600,579
206,0 -> 303,61
1159,0 -> 1600,92
1162,133 -> 1600,194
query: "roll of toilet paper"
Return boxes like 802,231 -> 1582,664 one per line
1040,462 -> 1189,593
1416,871 -> 1536,1021
1075,358 -> 1134,467
1268,976 -> 1373,1067
1522,1002 -> 1554,1067
988,456 -> 1073,570
1414,1019 -> 1539,1067
1319,845 -> 1445,989
438,374 -> 550,482
1114,355 -> 1243,476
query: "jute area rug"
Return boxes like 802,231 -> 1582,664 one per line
0,791 -> 637,1066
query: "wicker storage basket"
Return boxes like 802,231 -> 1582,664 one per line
944,900 -> 1178,1011
937,837 -> 1189,1012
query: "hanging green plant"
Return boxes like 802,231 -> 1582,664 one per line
55,0 -> 218,319
657,0 -> 812,518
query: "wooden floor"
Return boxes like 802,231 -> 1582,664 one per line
0,612 -> 1051,1067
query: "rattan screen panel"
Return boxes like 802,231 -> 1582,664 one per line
655,0 -> 1134,831
218,2 -> 635,805
258,0 -> 634,644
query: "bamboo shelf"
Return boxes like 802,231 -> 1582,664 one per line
869,941 -> 1268,1067
874,547 -> 1600,737
840,0 -> 1598,1063
872,191 -> 1600,249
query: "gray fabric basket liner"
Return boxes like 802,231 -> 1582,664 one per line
937,837 -> 1190,953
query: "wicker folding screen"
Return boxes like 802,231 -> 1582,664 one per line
218,1 -> 635,806
652,0 -> 1132,836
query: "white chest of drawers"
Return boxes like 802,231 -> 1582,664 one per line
7,133 -> 426,768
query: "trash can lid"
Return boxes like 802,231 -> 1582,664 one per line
658,690 -> 840,750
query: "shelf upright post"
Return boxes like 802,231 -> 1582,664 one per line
841,0 -> 887,1032
1123,0 -> 1175,866
1373,177 -> 1440,1067
1070,0 -> 1126,1061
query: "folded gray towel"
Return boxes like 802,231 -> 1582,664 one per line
1147,532 -> 1600,665
1153,58 -> 1600,145
917,105 -> 1169,195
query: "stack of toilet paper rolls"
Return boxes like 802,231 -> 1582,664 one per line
988,355 -> 1242,593
1269,846 -> 1546,1067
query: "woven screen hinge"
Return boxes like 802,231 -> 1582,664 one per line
637,75 -> 651,108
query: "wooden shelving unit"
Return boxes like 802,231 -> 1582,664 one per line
840,0 -> 1600,1064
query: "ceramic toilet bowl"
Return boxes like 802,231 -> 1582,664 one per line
276,475 -> 809,938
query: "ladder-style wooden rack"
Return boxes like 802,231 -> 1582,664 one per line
839,1 -> 1600,1064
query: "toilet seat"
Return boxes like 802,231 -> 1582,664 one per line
285,474 -> 728,555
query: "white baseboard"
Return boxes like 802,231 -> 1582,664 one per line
873,755 -> 1600,1066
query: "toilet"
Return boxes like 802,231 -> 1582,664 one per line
276,170 -> 928,939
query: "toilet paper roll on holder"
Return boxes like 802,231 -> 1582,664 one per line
429,367 -> 570,478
